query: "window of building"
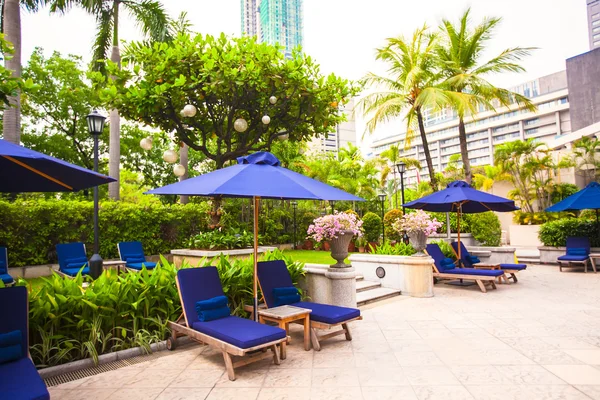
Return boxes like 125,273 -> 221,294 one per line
594,26 -> 600,33
593,12 -> 600,18
593,19 -> 600,26
525,128 -> 539,136
524,118 -> 539,126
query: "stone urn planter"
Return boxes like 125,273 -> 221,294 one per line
330,229 -> 355,268
408,231 -> 427,255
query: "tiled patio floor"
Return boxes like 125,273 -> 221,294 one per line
50,264 -> 600,399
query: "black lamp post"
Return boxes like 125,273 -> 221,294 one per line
86,110 -> 106,279
291,201 -> 298,250
378,193 -> 386,244
396,161 -> 406,214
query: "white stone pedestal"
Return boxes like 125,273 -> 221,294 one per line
301,264 -> 357,308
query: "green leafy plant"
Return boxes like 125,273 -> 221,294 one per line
513,210 -> 574,226
429,239 -> 456,260
383,209 -> 404,242
361,212 -> 382,243
539,219 -> 600,247
187,229 -> 258,250
369,241 -> 415,256
464,212 -> 502,247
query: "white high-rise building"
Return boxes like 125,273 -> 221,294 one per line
308,99 -> 357,155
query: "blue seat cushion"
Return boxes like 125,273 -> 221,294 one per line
567,247 -> 588,256
558,255 -> 589,262
439,268 -> 505,277
499,264 -> 527,271
196,295 -> 228,311
61,266 -> 90,276
273,287 -> 301,306
126,257 -> 146,263
0,273 -> 14,284
466,255 -> 481,264
198,306 -> 230,322
126,262 -> 157,270
439,258 -> 456,271
291,301 -> 360,325
0,357 -> 50,400
192,315 -> 286,349
0,330 -> 22,364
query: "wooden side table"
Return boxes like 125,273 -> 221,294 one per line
103,260 -> 127,274
257,305 -> 311,360
472,264 -> 508,284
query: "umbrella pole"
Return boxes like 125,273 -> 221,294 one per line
457,204 -> 462,264
253,196 -> 260,322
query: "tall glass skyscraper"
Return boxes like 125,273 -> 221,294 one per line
241,0 -> 303,58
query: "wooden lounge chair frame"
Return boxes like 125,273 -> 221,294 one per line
253,280 -> 363,352
167,275 -> 285,381
449,243 -> 517,284
431,264 -> 498,293
558,258 -> 593,273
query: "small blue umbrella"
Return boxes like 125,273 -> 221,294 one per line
403,181 -> 519,259
546,181 -> 600,224
147,151 -> 364,319
0,139 -> 115,192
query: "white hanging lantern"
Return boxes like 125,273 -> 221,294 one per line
140,137 -> 153,151
183,104 -> 197,117
269,96 -> 277,104
278,133 -> 289,141
234,118 -> 248,133
173,164 -> 186,177
179,109 -> 185,117
163,149 -> 178,164
261,115 -> 271,125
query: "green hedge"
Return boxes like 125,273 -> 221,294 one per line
464,212 -> 502,247
539,219 -> 600,247
0,200 -> 209,266
362,212 -> 382,243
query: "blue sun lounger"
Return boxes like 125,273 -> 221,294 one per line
451,241 -> 527,282
167,267 -> 286,381
426,244 -> 505,293
117,241 -> 157,271
55,242 -> 90,277
557,236 -> 593,273
0,286 -> 50,400
0,247 -> 14,286
257,260 -> 362,351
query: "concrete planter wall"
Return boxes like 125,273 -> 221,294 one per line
171,247 -> 277,267
428,233 -> 476,246
509,225 -> 542,247
348,254 -> 434,298
467,246 -> 517,264
300,263 -> 357,307
538,246 -> 600,264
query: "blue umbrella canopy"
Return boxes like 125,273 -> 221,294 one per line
546,182 -> 600,212
0,139 -> 115,192
403,180 -> 519,213
147,151 -> 363,201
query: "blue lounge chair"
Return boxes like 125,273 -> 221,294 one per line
451,241 -> 527,282
0,247 -> 14,286
426,244 -> 505,293
0,286 -> 50,400
167,266 -> 286,381
257,260 -> 361,351
55,242 -> 90,277
557,237 -> 593,273
117,241 -> 157,271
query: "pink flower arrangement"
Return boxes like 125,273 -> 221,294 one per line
307,211 -> 363,243
393,210 -> 442,237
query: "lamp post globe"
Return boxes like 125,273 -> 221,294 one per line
86,110 -> 107,280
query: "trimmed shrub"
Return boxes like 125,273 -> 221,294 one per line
370,241 -> 415,256
0,200 -> 209,266
362,212 -> 382,243
383,209 -> 403,242
539,219 -> 600,247
464,212 -> 502,247
430,212 -> 469,234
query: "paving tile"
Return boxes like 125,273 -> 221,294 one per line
354,351 -> 400,368
563,349 -> 600,365
465,385 -> 531,400
450,366 -> 511,385
205,388 -> 260,400
311,368 -> 360,387
312,351 -> 355,368
402,365 -> 460,386
78,368 -> 145,389
540,336 -> 599,350
357,366 -> 409,386
155,388 -> 211,400
362,386 -> 418,400
123,369 -> 184,389
575,385 -> 600,400
395,351 -> 444,367
168,369 -> 224,388
106,388 -> 164,400
523,385 -> 594,400
263,368 -> 312,387
496,365 -> 566,385
309,387 -> 363,400
413,385 -> 475,400
214,369 -> 266,388
257,387 -> 310,400
543,365 -> 600,385
47,388 -> 116,400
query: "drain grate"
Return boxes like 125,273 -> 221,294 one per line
44,347 -> 184,387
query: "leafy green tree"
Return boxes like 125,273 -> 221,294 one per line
379,144 -> 420,209
436,9 -> 536,184
573,136 -> 600,184
472,165 -> 510,194
359,25 -> 468,192
0,34 -> 22,107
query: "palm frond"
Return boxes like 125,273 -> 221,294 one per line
91,7 -> 113,73
122,0 -> 171,42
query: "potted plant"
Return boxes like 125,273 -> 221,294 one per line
307,211 -> 363,268
356,237 -> 367,253
393,210 -> 441,255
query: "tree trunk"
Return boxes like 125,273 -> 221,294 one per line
3,0 -> 21,144
108,3 -> 121,200
416,109 -> 438,192
179,143 -> 189,204
458,117 -> 472,184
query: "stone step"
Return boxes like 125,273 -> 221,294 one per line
518,257 -> 540,264
357,287 -> 401,307
356,280 -> 381,293
355,275 -> 364,281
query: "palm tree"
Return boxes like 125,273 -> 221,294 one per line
472,165 -> 510,194
359,25 -> 469,192
76,0 -> 170,199
379,145 -> 419,208
573,136 -> 600,184
436,9 -> 536,184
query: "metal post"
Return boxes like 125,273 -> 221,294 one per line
400,171 -> 405,214
330,200 -> 335,214
380,197 -> 385,244
253,196 -> 260,322
89,134 -> 103,279
292,202 -> 297,250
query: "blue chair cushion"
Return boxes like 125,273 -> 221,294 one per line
0,260 -> 5,268
558,255 -> 589,262
192,315 -> 286,349
0,357 -> 50,400
0,273 -> 14,284
65,257 -> 87,265
466,255 -> 481,264
567,247 -> 588,256
196,295 -> 228,311
440,268 -> 505,277
126,257 -> 146,263
66,262 -> 88,269
499,264 -> 527,271
61,266 -> 90,276
198,306 -> 230,322
291,301 -> 360,325
126,262 -> 157,270
0,330 -> 22,364
273,287 -> 301,306
439,258 -> 455,271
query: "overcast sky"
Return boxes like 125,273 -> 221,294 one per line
21,0 -> 589,146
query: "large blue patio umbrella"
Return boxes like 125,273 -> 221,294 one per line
403,180 -> 519,259
0,139 -> 115,192
147,151 -> 363,319
546,181 -> 600,225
